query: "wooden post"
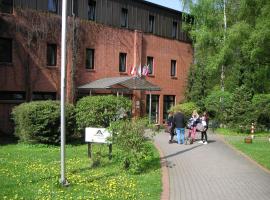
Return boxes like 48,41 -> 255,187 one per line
109,144 -> 112,160
88,143 -> 92,158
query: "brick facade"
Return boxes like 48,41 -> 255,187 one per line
0,8 -> 193,136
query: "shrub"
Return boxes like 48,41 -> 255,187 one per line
108,118 -> 152,173
203,90 -> 233,123
75,95 -> 132,131
169,102 -> 199,119
12,101 -> 75,144
228,86 -> 254,132
252,94 -> 270,131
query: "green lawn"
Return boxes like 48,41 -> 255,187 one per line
0,142 -> 161,200
217,128 -> 270,170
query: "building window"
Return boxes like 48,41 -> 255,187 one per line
0,0 -> 13,13
32,92 -> 56,100
163,95 -> 175,121
171,60 -> 176,77
119,53 -> 127,72
72,0 -> 78,16
172,21 -> 178,38
86,48 -> 95,69
0,91 -> 25,101
146,95 -> 160,123
48,0 -> 58,13
149,15 -> 155,33
121,8 -> 128,28
0,38 -> 12,63
147,56 -> 154,75
88,0 -> 96,21
47,43 -> 57,66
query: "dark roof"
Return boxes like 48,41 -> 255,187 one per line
78,76 -> 161,91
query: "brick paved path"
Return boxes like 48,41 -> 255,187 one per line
154,130 -> 270,200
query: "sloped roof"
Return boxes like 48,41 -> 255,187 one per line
78,76 -> 160,91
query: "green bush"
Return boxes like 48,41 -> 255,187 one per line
228,86 -> 254,132
203,90 -> 233,122
76,95 -> 132,131
108,118 -> 152,173
252,94 -> 270,131
169,102 -> 199,118
12,101 -> 75,144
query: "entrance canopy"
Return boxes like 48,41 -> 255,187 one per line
78,76 -> 161,91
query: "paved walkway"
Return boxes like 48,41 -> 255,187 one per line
154,130 -> 270,200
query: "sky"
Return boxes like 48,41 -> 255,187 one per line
144,0 -> 184,12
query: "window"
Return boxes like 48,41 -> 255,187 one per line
0,91 -> 25,101
86,48 -> 95,69
47,43 -> 57,66
121,8 -> 128,28
146,95 -> 159,123
172,21 -> 178,38
163,95 -> 175,121
119,53 -> 127,72
48,0 -> 58,13
72,0 -> 78,16
32,92 -> 56,100
149,15 -> 155,33
147,56 -> 154,75
0,0 -> 13,13
171,60 -> 176,77
0,38 -> 12,63
88,0 -> 96,21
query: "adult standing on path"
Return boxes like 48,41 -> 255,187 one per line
173,111 -> 185,144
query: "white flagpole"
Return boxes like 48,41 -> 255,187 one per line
60,0 -> 68,186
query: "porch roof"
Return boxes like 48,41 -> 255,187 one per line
78,76 -> 161,91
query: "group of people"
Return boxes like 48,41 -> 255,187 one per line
167,110 -> 209,145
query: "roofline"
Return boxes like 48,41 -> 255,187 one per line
138,0 -> 183,16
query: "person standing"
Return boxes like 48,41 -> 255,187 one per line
198,112 -> 209,144
173,111 -> 185,144
167,112 -> 175,143
187,110 -> 200,144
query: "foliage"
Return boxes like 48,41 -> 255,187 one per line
12,101 -> 75,144
184,0 -> 270,100
0,143 -> 161,199
251,94 -> 270,131
227,86 -> 254,132
169,102 -> 200,118
108,118 -> 154,173
75,95 -> 132,131
203,90 -> 232,122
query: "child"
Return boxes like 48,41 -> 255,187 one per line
187,110 -> 199,144
198,112 -> 209,144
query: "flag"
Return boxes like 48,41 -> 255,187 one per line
130,65 -> 137,76
142,64 -> 149,76
137,64 -> 142,77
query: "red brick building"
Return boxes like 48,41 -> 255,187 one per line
0,0 -> 193,136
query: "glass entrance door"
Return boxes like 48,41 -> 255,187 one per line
146,95 -> 159,123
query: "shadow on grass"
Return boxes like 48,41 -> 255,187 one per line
0,135 -> 18,146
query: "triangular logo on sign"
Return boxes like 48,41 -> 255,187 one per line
95,130 -> 103,136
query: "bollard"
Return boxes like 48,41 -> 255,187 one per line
250,123 -> 255,139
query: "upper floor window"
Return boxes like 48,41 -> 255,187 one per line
47,43 -> 57,66
119,53 -> 127,72
147,56 -> 154,75
86,48 -> 95,69
149,15 -> 155,33
0,0 -> 13,13
121,8 -> 128,28
0,37 -> 12,63
88,0 -> 96,21
172,21 -> 178,38
48,0 -> 58,13
0,91 -> 25,101
171,60 -> 176,77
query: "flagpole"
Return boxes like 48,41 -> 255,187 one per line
60,0 -> 68,186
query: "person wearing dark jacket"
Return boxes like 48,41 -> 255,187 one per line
167,112 -> 175,143
173,111 -> 185,144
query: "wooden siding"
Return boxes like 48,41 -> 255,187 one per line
12,0 -> 190,42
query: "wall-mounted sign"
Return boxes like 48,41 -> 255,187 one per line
85,128 -> 112,144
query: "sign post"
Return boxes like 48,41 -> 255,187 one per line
85,128 -> 112,159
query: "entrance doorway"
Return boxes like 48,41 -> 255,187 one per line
146,95 -> 159,123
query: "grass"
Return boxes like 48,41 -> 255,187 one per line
217,128 -> 270,170
0,142 -> 161,200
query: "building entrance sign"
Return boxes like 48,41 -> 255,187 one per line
85,127 -> 112,143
